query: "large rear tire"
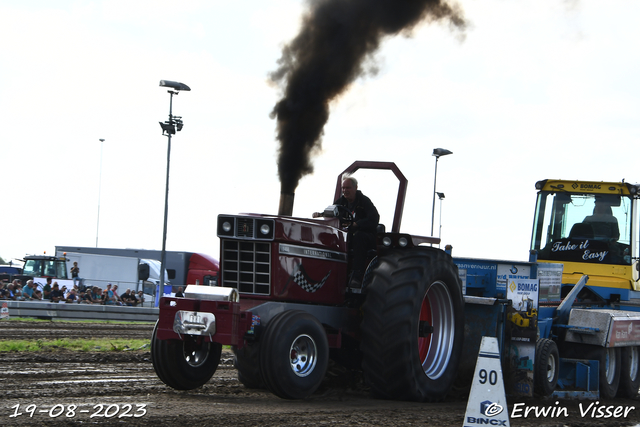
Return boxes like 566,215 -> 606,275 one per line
234,342 -> 264,389
259,310 -> 329,399
534,338 -> 559,397
618,346 -> 640,398
360,248 -> 464,402
151,321 -> 221,390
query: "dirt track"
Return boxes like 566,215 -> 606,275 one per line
2,321 -> 640,426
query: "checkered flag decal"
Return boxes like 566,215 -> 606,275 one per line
290,264 -> 331,293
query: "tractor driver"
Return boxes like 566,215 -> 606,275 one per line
315,175 -> 380,288
583,200 -> 620,241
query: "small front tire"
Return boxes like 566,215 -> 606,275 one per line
151,322 -> 221,390
259,310 -> 329,399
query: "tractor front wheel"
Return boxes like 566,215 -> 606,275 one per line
259,310 -> 329,399
151,321 -> 221,390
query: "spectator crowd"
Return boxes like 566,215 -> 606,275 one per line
0,278 -> 146,306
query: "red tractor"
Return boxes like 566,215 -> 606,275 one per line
151,161 -> 465,401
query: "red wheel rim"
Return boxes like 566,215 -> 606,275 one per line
418,293 -> 432,363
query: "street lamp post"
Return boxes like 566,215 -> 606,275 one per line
158,80 -> 190,301
430,148 -> 452,238
96,138 -> 105,247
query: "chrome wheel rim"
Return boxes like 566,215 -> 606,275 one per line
290,334 -> 317,377
183,339 -> 210,368
418,280 -> 455,380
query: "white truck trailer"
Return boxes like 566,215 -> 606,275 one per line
59,252 -> 169,304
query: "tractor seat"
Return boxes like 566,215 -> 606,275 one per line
569,223 -> 594,240
588,221 -> 620,241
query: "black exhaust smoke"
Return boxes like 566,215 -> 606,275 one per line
270,0 -> 466,196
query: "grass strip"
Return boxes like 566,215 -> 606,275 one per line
0,338 -> 150,352
1,318 -> 153,325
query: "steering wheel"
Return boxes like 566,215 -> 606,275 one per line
335,205 -> 354,226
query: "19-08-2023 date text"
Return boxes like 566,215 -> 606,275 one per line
9,403 -> 147,419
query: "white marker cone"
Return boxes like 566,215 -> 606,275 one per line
463,336 -> 510,427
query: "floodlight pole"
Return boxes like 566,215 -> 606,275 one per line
157,80 -> 190,304
159,90 -> 176,297
96,138 -> 105,247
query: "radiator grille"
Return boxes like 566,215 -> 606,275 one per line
221,239 -> 271,295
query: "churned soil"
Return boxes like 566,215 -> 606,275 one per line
1,321 -> 640,426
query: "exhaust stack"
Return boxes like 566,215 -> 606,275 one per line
278,192 -> 295,216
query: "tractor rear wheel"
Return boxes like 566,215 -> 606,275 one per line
234,342 -> 264,389
534,338 -> 559,397
259,310 -> 329,399
360,247 -> 464,402
618,346 -> 640,398
151,322 -> 221,390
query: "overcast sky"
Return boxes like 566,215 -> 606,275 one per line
1,0 -> 638,265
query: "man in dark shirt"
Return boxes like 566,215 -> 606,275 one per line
121,289 -> 135,306
318,175 -> 380,288
43,278 -> 53,300
50,283 -> 64,303
70,261 -> 84,289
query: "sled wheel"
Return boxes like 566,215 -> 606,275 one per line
259,310 -> 329,399
534,338 -> 559,397
361,247 -> 464,402
618,346 -> 640,398
151,323 -> 221,390
234,342 -> 264,389
586,346 -> 621,399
